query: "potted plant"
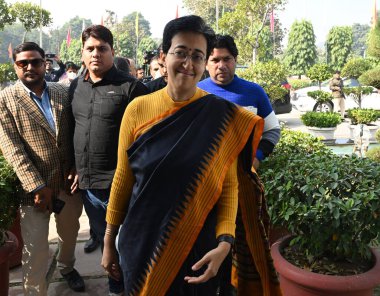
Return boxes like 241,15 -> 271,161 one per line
0,152 -> 21,295
307,90 -> 334,112
260,129 -> 332,244
260,129 -> 380,296
347,108 -> 379,140
301,111 -> 341,140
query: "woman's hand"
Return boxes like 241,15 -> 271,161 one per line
184,241 -> 231,284
101,242 -> 122,281
101,224 -> 122,281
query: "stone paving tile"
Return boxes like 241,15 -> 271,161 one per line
52,242 -> 106,280
9,244 -> 57,284
48,277 -> 108,296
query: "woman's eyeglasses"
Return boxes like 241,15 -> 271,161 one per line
168,51 -> 205,65
15,59 -> 45,69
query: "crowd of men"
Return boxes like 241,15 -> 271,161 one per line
0,21 -> 279,296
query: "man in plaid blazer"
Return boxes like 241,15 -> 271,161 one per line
0,42 -> 84,295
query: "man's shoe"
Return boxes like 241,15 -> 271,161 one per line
84,237 -> 99,253
61,268 -> 85,292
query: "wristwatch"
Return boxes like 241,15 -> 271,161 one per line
217,234 -> 235,245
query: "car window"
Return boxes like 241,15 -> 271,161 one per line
343,78 -> 360,87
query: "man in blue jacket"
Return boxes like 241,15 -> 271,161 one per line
198,34 -> 280,170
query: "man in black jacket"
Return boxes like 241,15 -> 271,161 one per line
45,55 -> 65,82
69,25 -> 148,295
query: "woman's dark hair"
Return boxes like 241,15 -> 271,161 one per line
162,15 -> 215,58
114,57 -> 130,73
13,42 -> 45,61
65,61 -> 79,71
82,25 -> 113,49
214,34 -> 239,58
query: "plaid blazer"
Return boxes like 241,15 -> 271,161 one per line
0,80 -> 75,205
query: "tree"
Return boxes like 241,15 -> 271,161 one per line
113,12 -> 151,59
306,63 -> 331,89
352,23 -> 370,57
238,59 -> 288,102
0,0 -> 15,30
367,21 -> 380,59
59,38 -> 82,66
341,57 -> 373,79
284,20 -> 317,78
326,26 -> 353,71
136,37 -> 158,66
218,0 -> 286,64
9,1 -> 52,42
182,0 -> 237,31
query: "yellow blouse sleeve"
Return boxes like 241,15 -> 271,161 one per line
215,158 -> 238,238
106,102 -> 137,226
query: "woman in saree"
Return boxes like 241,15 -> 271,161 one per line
101,15 -> 281,296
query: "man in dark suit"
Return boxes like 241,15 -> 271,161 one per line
0,42 -> 84,295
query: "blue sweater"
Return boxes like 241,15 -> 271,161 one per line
198,75 -> 280,160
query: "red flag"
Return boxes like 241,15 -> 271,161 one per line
8,43 -> 12,59
175,5 -> 179,18
270,9 -> 275,33
373,0 -> 378,29
101,16 -> 104,26
66,27 -> 71,48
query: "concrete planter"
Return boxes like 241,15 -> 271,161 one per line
350,124 -> 379,140
306,126 -> 337,140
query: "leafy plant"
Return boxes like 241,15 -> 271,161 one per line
301,111 -> 341,128
307,90 -> 333,103
307,63 -> 331,90
366,146 -> 380,163
359,67 -> 380,89
376,129 -> 380,142
261,132 -> 380,268
288,79 -> 313,90
238,59 -> 288,102
326,26 -> 353,70
284,20 -> 317,78
347,108 -> 378,125
0,63 -> 17,85
342,58 -> 373,79
0,152 -> 21,245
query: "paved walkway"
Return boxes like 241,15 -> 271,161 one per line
8,109 -> 380,295
9,210 -> 109,295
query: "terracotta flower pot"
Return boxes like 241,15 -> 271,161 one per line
8,210 -> 23,268
0,231 -> 18,296
271,236 -> 380,296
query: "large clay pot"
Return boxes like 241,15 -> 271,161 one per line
271,236 -> 380,296
8,210 -> 23,268
0,231 -> 18,296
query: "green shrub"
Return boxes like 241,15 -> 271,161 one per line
301,111 -> 341,128
263,152 -> 380,264
0,63 -> 17,85
288,79 -> 313,90
347,108 -> 378,125
0,153 -> 21,245
237,60 -> 288,102
342,58 -> 373,79
376,129 -> 380,142
366,146 -> 380,162
307,90 -> 332,103
359,67 -> 380,89
306,63 -> 331,88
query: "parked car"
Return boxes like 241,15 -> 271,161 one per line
271,81 -> 292,115
291,78 -> 380,112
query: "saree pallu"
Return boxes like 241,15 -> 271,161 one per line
118,94 -> 282,296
